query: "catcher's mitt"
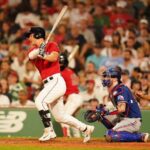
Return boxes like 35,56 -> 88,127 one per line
84,110 -> 99,123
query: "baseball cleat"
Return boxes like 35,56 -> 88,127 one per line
143,133 -> 149,142
39,128 -> 56,142
83,125 -> 95,143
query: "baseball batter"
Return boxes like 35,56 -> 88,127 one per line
85,67 -> 149,142
25,26 -> 94,143
59,51 -> 83,137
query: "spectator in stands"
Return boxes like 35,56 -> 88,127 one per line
123,29 -> 141,53
130,67 -> 142,82
7,71 -> 26,102
142,40 -> 150,57
0,59 -> 14,79
121,69 -> 131,88
0,21 -> 11,43
78,71 -> 87,92
28,0 -> 41,15
110,0 -> 134,29
40,15 -> 52,33
137,73 -> 150,108
104,44 -> 124,68
137,27 -> 150,44
93,5 -> 110,29
86,44 -> 107,70
80,19 -> 96,45
112,31 -> 122,47
0,78 -> 11,102
11,89 -> 35,108
11,51 -> 26,81
135,91 -> 150,101
101,35 -> 113,57
138,19 -> 149,31
120,49 -> 136,74
15,7 -> 41,29
0,84 -> 10,107
80,79 -> 98,103
136,48 -> 149,71
66,25 -> 86,70
68,25 -> 86,49
140,75 -> 150,95
131,80 -> 142,98
69,1 -> 90,26
144,1 -> 150,22
0,8 -> 6,28
48,1 -> 65,25
84,61 -> 98,80
0,40 -> 9,60
139,98 -> 150,109
54,24 -> 68,44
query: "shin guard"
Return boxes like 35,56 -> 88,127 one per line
106,130 -> 143,142
39,110 -> 51,128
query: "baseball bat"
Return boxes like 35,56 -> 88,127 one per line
68,45 -> 79,61
45,5 -> 68,44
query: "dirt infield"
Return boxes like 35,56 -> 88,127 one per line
0,138 -> 150,149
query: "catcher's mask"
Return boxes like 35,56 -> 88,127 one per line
101,67 -> 121,87
24,27 -> 45,39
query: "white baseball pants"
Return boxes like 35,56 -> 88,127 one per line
35,73 -> 87,131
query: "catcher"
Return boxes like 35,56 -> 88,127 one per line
84,67 -> 149,142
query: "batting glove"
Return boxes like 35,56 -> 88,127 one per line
39,42 -> 46,57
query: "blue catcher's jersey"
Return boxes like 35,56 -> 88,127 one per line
109,84 -> 142,118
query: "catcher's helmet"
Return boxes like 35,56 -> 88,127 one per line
102,67 -> 121,87
59,51 -> 69,71
24,27 -> 45,39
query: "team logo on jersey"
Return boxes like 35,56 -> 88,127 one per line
117,95 -> 125,101
113,91 -> 118,96
0,111 -> 27,133
130,99 -> 134,103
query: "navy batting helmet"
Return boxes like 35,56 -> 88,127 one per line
59,51 -> 69,71
102,67 -> 122,87
24,27 -> 45,39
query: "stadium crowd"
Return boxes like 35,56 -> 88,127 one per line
0,0 -> 150,109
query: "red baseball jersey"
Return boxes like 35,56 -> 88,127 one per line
28,42 -> 60,80
61,68 -> 79,96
